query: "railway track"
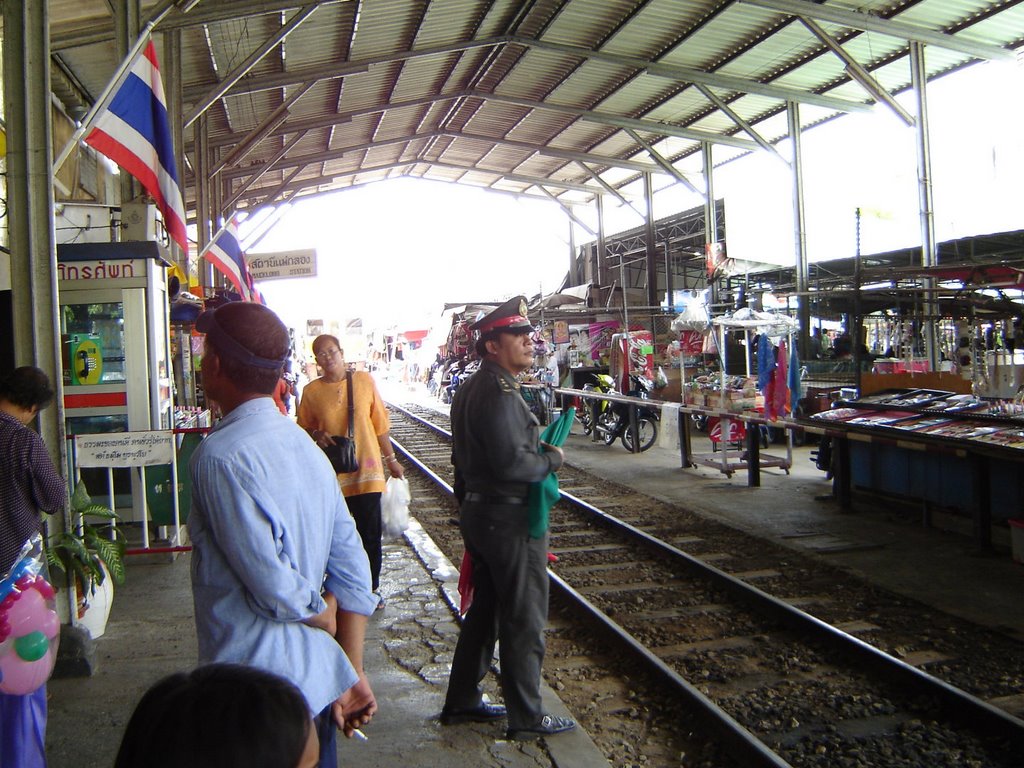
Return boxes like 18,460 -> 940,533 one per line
385,401 -> 1024,768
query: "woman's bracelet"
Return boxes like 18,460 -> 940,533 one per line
382,453 -> 397,463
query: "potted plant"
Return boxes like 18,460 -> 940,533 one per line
45,479 -> 126,637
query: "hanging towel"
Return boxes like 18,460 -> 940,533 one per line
757,333 -> 776,390
788,342 -> 802,416
765,340 -> 788,419
527,407 -> 576,539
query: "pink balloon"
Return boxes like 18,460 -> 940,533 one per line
33,578 -> 56,600
7,589 -> 45,635
0,647 -> 54,695
39,609 -> 60,639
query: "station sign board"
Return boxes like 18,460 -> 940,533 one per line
246,249 -> 317,281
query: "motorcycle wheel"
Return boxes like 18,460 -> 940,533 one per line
578,407 -> 594,435
621,416 -> 658,452
598,413 -> 619,446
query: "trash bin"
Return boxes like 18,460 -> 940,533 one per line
146,431 -> 204,526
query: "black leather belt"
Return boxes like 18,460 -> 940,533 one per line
464,492 -> 528,506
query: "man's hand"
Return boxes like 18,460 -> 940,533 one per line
540,442 -> 564,461
330,674 -> 377,737
304,591 -> 338,635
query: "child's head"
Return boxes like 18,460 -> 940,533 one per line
115,664 -> 317,768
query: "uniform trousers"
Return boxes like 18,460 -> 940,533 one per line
444,499 -> 549,731
344,492 -> 382,592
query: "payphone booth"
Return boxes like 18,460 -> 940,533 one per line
58,241 -> 174,522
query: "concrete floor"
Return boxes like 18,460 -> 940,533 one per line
45,513 -> 606,768
43,385 -> 1024,766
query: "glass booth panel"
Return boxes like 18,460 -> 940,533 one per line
60,301 -> 127,384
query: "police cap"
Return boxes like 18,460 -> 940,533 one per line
469,296 -> 533,336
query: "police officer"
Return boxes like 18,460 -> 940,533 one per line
440,297 -> 576,740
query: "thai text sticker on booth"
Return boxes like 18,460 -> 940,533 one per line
75,431 -> 174,468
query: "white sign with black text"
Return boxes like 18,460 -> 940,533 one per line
246,249 -> 318,281
75,431 -> 174,468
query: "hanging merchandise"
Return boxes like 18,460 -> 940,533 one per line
757,333 -> 776,390
654,366 -> 669,390
788,342 -> 802,416
609,332 -> 654,392
0,535 -> 60,697
446,320 -> 472,358
764,339 -> 789,420
671,291 -> 711,357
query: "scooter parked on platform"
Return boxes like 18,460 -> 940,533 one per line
576,373 -> 615,436
580,374 -> 660,452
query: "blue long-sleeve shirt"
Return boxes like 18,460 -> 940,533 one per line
189,398 -> 375,713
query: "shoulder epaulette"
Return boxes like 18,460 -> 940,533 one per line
497,376 -> 519,393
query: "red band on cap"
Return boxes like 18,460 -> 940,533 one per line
480,315 -> 528,332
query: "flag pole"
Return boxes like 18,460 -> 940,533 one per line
196,216 -> 235,262
52,1 -> 179,175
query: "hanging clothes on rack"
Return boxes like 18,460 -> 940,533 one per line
757,333 -> 776,390
788,341 -> 802,416
765,340 -> 789,420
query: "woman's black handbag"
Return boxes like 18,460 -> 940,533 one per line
322,374 -> 358,473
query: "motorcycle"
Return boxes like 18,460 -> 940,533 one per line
576,373 -> 615,436
580,373 -> 660,452
441,358 -> 478,404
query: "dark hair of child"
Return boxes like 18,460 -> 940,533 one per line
114,664 -> 312,768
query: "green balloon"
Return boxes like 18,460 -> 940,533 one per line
14,631 -> 49,663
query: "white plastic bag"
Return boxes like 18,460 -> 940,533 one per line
381,477 -> 411,539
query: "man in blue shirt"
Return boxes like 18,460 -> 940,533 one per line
189,302 -> 377,768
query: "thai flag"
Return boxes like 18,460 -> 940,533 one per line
84,41 -> 188,254
204,219 -> 262,303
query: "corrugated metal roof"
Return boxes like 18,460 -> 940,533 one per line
43,0 -> 1022,220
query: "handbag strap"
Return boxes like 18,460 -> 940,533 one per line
346,372 -> 354,438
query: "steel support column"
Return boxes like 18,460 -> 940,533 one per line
596,194 -> 607,287
163,27 -> 185,268
2,1 -> 66,473
115,2 -> 143,205
703,144 -> 719,307
787,102 -> 811,358
644,173 -> 658,307
664,241 -> 674,306
195,113 -> 213,289
568,220 -> 578,287
910,42 -> 940,370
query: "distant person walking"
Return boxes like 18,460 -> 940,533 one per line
189,303 -> 377,768
297,336 -> 404,608
441,297 -> 575,740
0,366 -> 67,768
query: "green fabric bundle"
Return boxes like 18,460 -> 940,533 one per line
527,407 -> 575,539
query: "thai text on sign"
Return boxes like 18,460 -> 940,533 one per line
75,431 -> 174,467
246,249 -> 317,281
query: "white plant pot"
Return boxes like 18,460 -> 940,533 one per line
76,569 -> 115,639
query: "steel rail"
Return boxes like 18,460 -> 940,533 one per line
386,402 -> 1024,752
387,403 -> 793,767
548,572 -> 793,768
